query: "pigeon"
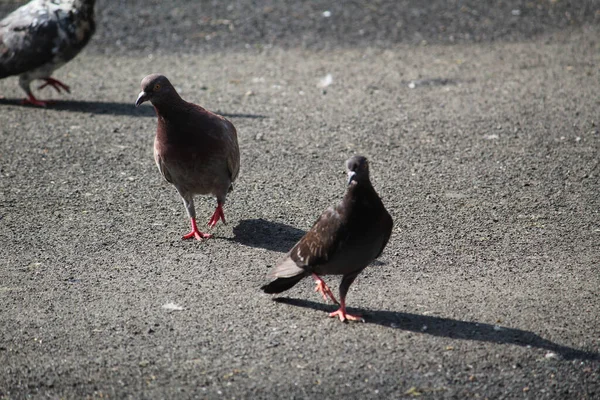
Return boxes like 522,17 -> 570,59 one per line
0,0 -> 96,106
262,156 -> 393,322
135,74 -> 240,241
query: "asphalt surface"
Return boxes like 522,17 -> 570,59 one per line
1,0 -> 599,398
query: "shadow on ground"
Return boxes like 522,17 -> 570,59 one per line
0,99 -> 268,119
274,298 -> 600,362
214,111 -> 268,120
232,219 -> 305,252
0,98 -> 153,116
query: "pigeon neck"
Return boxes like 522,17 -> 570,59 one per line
349,176 -> 372,189
152,93 -> 187,117
347,179 -> 376,200
76,0 -> 96,10
72,0 -> 95,19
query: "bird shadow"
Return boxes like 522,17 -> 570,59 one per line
0,98 -> 268,119
273,297 -> 599,362
214,110 -> 268,120
0,98 -> 155,116
231,218 -> 305,252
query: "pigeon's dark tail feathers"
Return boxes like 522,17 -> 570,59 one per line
261,275 -> 304,294
262,257 -> 307,293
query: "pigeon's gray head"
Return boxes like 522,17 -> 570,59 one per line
346,155 -> 370,185
135,74 -> 177,107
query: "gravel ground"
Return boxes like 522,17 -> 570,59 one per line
0,0 -> 599,399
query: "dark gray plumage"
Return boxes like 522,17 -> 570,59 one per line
262,156 -> 393,322
135,74 -> 240,241
0,0 -> 95,106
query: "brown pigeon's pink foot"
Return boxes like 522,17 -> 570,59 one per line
312,274 -> 339,304
329,300 -> 363,322
207,203 -> 226,228
183,218 -> 213,241
38,77 -> 70,93
183,230 -> 212,240
21,94 -> 48,107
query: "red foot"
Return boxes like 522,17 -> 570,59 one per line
312,274 -> 339,304
20,94 -> 49,107
208,203 -> 226,228
38,77 -> 70,93
182,218 -> 213,241
329,300 -> 363,322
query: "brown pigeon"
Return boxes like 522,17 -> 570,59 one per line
135,74 -> 240,240
0,0 -> 96,106
262,156 -> 393,322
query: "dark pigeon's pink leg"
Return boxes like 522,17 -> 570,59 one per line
20,93 -> 48,107
329,298 -> 363,322
183,217 -> 213,240
38,77 -> 71,93
207,202 -> 226,228
312,274 -> 339,304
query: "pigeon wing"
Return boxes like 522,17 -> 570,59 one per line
186,103 -> 240,186
0,3 -> 62,78
225,121 -> 240,184
288,206 -> 348,269
376,209 -> 393,259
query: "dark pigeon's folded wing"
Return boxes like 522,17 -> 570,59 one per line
288,207 -> 348,269
0,2 -> 59,78
0,0 -> 95,79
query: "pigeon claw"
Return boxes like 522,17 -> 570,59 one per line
21,94 -> 48,107
208,203 -> 226,228
329,308 -> 364,323
182,230 -> 213,241
328,300 -> 364,322
183,217 -> 213,240
312,274 -> 339,304
38,77 -> 71,94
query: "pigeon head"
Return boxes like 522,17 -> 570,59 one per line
135,74 -> 178,107
346,155 -> 370,185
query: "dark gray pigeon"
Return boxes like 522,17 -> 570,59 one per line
0,0 -> 95,106
262,156 -> 393,322
135,74 -> 240,241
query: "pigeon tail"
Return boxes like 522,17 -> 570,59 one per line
262,256 -> 308,293
261,275 -> 306,294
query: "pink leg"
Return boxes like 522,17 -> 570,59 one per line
38,77 -> 71,93
329,298 -> 363,322
207,202 -> 226,228
312,274 -> 339,304
20,93 -> 48,107
182,217 -> 213,241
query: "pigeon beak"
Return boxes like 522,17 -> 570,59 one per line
135,91 -> 150,107
347,171 -> 357,185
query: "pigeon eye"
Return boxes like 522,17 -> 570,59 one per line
153,83 -> 161,91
